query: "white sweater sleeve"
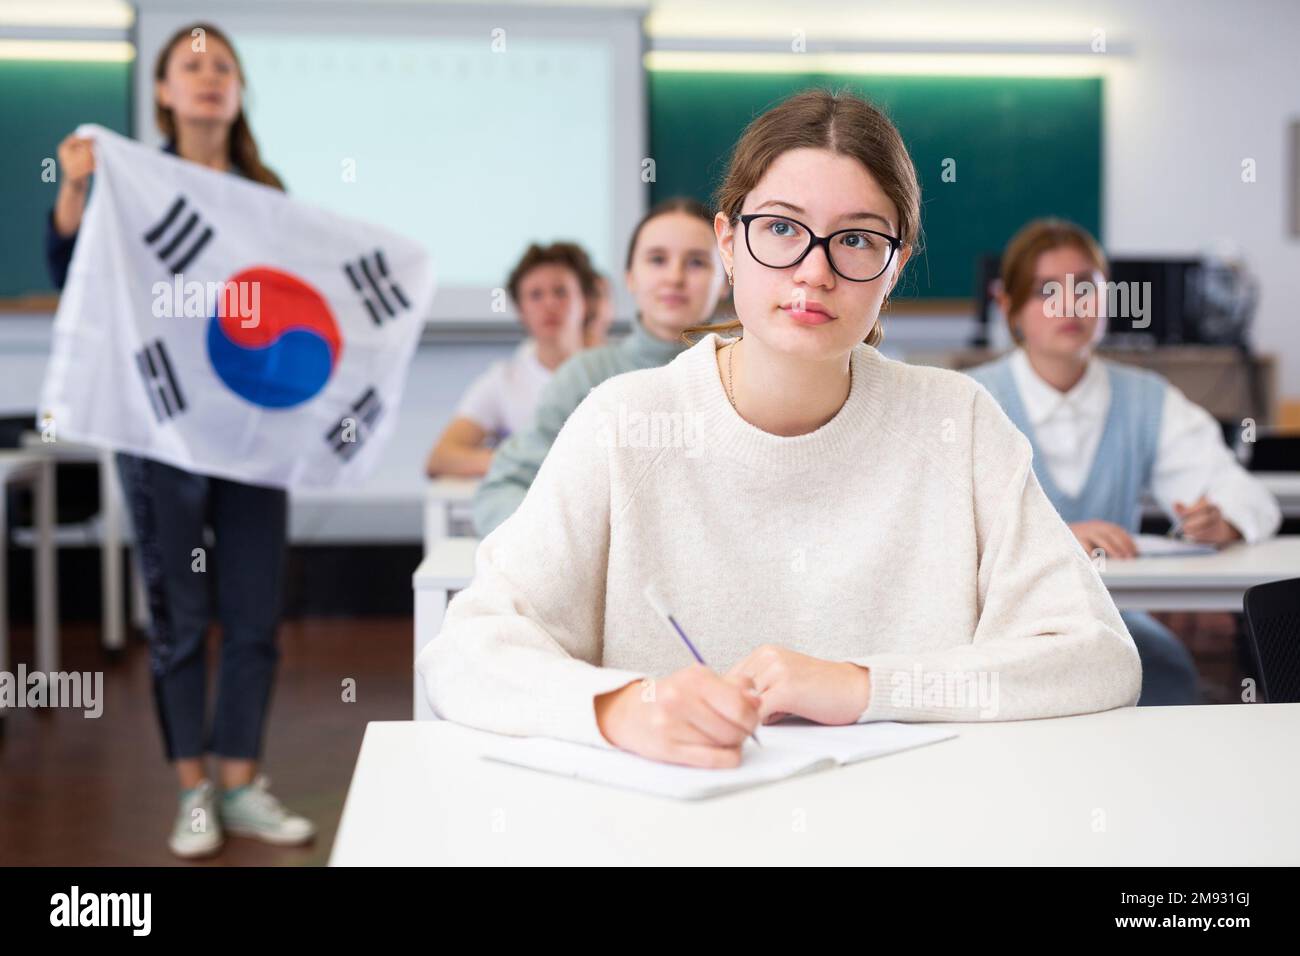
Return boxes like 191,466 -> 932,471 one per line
417,389 -> 645,747
851,389 -> 1142,723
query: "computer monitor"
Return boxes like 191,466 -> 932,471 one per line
974,255 -> 1206,347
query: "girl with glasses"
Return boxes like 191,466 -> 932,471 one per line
418,89 -> 1141,768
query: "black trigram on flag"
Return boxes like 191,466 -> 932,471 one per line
343,250 -> 411,325
325,387 -> 383,460
135,339 -> 187,423
143,195 -> 215,274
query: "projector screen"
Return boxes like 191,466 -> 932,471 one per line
134,1 -> 647,326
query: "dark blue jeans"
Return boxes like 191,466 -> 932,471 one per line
1122,610 -> 1200,705
116,452 -> 288,761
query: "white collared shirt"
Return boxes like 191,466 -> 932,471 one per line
455,338 -> 553,444
1008,348 -> 1281,543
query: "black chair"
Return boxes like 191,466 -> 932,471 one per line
1242,578 -> 1300,702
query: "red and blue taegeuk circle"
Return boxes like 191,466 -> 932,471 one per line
206,266 -> 341,409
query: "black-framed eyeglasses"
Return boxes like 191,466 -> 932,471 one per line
737,213 -> 902,283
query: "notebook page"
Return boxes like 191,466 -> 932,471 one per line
479,734 -> 829,800
757,719 -> 959,765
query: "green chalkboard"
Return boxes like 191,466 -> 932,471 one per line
0,59 -> 131,298
648,73 -> 1102,301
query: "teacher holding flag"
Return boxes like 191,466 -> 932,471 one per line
46,20 -> 322,858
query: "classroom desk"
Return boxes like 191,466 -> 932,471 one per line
1259,472 -> 1300,517
412,537 -> 480,719
330,702 -> 1300,865
423,478 -> 478,554
19,433 -> 129,653
1101,536 -> 1300,611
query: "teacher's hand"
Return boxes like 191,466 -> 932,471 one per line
726,645 -> 872,726
56,133 -> 95,191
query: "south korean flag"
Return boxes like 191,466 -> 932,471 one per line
40,125 -> 436,489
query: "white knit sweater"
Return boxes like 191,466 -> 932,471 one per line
418,333 -> 1141,748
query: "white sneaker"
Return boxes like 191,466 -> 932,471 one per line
220,774 -> 317,846
169,780 -> 224,859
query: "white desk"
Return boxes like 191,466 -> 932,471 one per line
412,537 -> 480,720
1100,536 -> 1300,611
1260,472 -> 1300,518
0,450 -> 58,717
330,702 -> 1300,865
423,479 -> 478,554
19,434 -> 130,652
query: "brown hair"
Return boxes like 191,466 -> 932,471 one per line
1000,218 -> 1108,341
682,87 -> 921,348
506,241 -> 599,305
153,22 -> 284,190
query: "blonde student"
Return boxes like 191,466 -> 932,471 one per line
967,219 -> 1282,705
424,242 -> 595,477
473,196 -> 727,535
419,89 -> 1140,769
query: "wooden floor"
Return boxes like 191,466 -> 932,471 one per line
0,617 -> 410,866
0,611 -> 1247,866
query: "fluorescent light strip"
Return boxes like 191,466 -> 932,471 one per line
0,0 -> 134,29
0,38 -> 134,61
644,50 -> 1113,78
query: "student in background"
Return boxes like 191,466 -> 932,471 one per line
584,273 -> 616,348
473,197 -> 727,535
967,218 -> 1282,705
46,22 -> 315,857
421,90 -> 1140,769
425,242 -> 594,477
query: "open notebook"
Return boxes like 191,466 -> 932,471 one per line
478,720 -> 958,800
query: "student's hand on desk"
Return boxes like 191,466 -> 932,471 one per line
726,646 -> 872,726
593,664 -> 760,768
1173,496 -> 1242,547
1069,520 -> 1138,560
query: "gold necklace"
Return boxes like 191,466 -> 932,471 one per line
726,340 -> 738,409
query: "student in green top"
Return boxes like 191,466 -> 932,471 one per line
473,197 -> 728,535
